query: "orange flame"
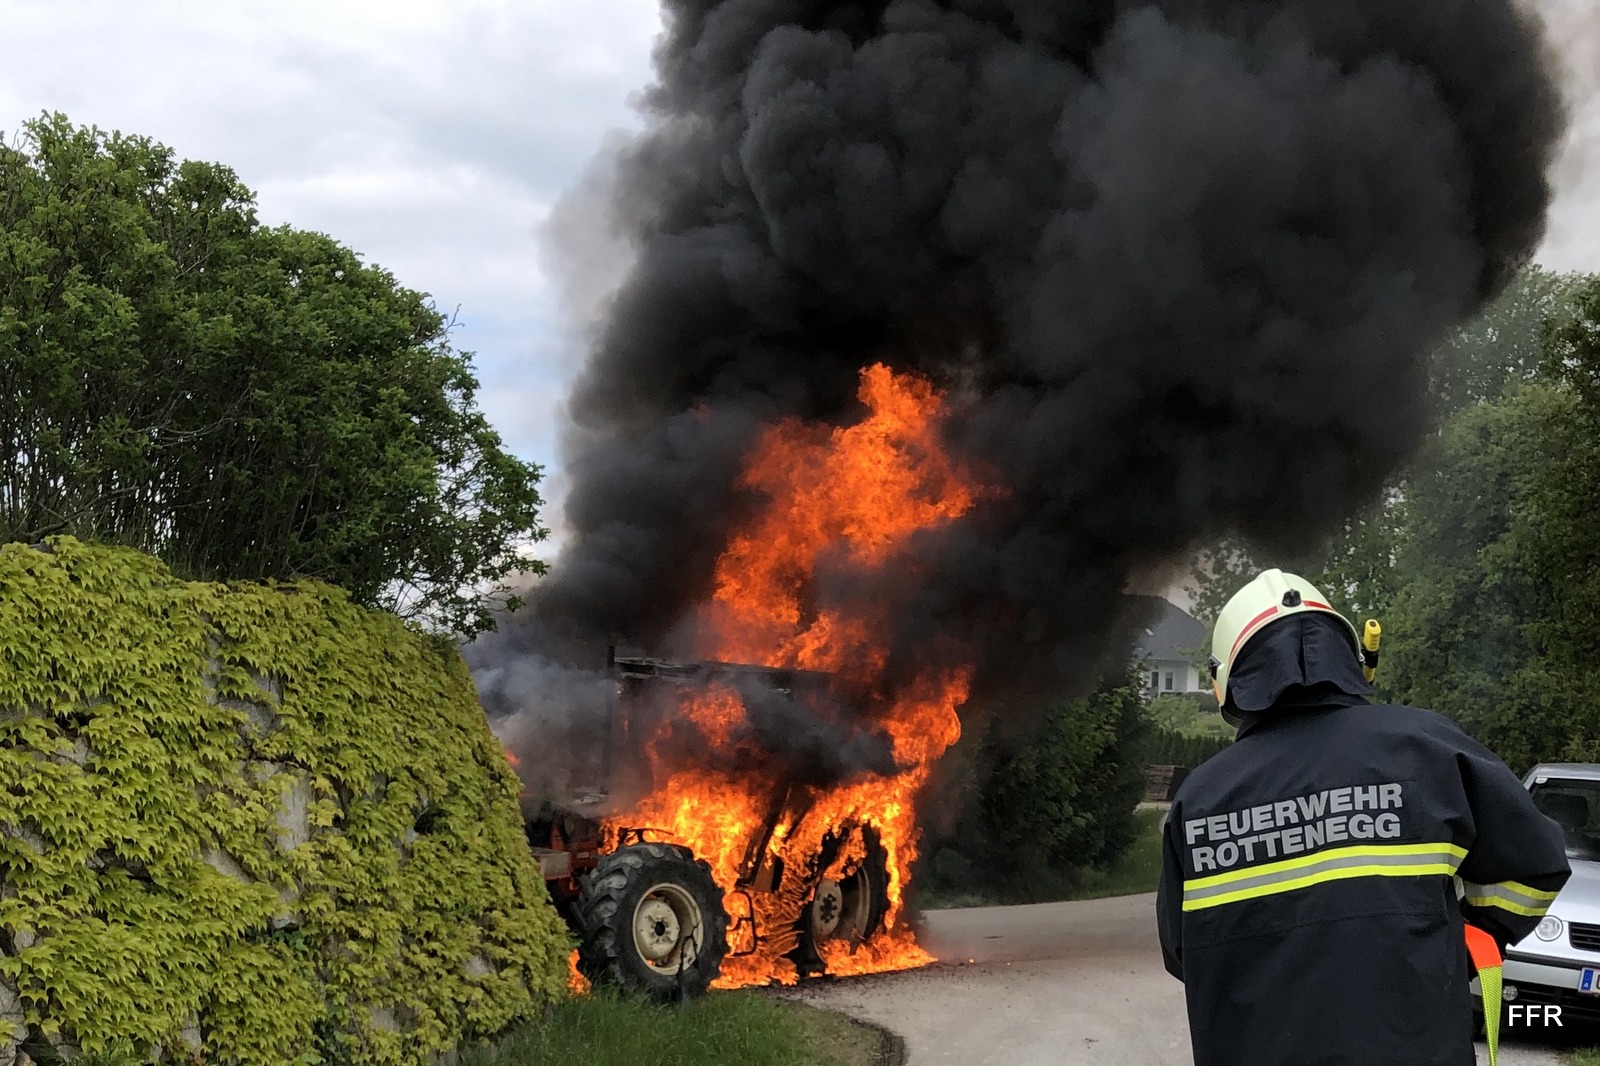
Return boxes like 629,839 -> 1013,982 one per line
567,949 -> 590,994
606,364 -> 981,986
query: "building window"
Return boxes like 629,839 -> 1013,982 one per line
1164,671 -> 1174,691
1151,670 -> 1160,689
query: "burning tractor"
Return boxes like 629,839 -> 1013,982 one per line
503,364 -> 976,996
522,653 -> 898,998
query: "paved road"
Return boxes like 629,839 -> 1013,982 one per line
786,894 -> 1579,1066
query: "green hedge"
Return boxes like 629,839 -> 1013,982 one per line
0,539 -> 569,1064
1147,729 -> 1233,769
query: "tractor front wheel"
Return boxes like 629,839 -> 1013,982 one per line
576,842 -> 730,999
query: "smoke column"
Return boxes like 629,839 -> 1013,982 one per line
477,0 -> 1566,714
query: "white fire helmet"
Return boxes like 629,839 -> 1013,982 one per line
1207,569 -> 1361,709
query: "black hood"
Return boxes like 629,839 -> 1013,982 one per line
1225,612 -> 1371,727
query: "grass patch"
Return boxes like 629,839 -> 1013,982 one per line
772,999 -> 892,1066
1565,1050 -> 1600,1065
462,988 -> 885,1066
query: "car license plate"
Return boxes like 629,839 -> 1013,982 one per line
1581,968 -> 1600,996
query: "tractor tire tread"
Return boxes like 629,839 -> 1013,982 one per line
576,842 -> 730,999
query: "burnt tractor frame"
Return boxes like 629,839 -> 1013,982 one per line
523,653 -> 892,998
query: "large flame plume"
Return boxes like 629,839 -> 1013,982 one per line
607,363 -> 984,985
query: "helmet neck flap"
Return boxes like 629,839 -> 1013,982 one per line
1220,612 -> 1371,728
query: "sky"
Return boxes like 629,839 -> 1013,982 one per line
3,0 -> 1597,560
1,0 -> 661,516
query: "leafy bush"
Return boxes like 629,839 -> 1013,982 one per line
1147,693 -> 1230,738
0,539 -> 569,1065
919,669 -> 1155,904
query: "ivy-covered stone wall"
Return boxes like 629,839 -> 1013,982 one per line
0,539 -> 569,1065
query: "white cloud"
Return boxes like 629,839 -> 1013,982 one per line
0,0 -> 661,493
257,162 -> 552,307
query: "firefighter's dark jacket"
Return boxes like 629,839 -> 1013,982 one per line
1156,615 -> 1571,1066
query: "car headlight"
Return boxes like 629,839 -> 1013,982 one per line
1536,915 -> 1564,942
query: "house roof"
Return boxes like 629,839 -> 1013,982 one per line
1130,596 -> 1209,662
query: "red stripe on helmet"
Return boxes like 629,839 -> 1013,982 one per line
1228,605 -> 1281,661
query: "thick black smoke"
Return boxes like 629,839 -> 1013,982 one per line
472,633 -> 900,801
489,1 -> 1565,723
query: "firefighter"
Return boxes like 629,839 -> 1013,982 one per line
1156,569 -> 1571,1066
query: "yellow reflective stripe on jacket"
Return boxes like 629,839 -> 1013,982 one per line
1461,879 -> 1561,918
1182,842 -> 1467,912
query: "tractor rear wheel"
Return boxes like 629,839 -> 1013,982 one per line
792,826 -> 891,976
576,842 -> 730,999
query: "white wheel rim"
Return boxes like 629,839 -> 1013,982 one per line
814,862 -> 875,944
811,879 -> 845,939
633,882 -> 702,972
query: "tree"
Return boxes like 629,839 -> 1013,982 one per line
1184,537 -> 1260,628
1362,275 -> 1600,769
1177,271 -> 1600,771
1183,497 -> 1400,633
921,668 -> 1155,902
1298,490 -> 1406,623
1381,385 -> 1600,770
0,115 -> 546,636
1428,265 -> 1586,419
1184,266 -> 1585,633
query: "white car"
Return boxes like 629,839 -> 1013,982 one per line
1475,762 -> 1600,1027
